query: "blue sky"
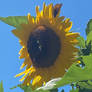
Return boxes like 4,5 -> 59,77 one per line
0,0 -> 92,92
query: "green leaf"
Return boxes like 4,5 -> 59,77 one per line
79,87 -> 92,92
86,19 -> 92,36
0,81 -> 4,92
78,80 -> 92,89
77,36 -> 86,49
0,16 -> 28,28
81,41 -> 92,55
86,19 -> 92,46
36,54 -> 92,91
55,54 -> 92,87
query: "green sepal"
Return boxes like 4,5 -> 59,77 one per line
0,81 -> 4,92
36,54 -> 92,91
0,16 -> 29,28
77,36 -> 86,49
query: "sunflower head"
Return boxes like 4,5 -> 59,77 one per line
13,3 -> 79,89
27,25 -> 61,68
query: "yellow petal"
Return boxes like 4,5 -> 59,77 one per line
36,6 -> 40,17
45,5 -> 49,17
15,71 -> 26,77
20,72 -> 28,81
23,68 -> 36,85
20,63 -> 26,70
43,3 -> 46,16
19,47 -> 25,55
19,47 -> 28,59
65,18 -> 70,23
65,22 -> 72,32
15,67 -> 32,77
32,75 -> 42,86
19,40 -> 24,46
66,33 -> 79,38
20,67 -> 35,81
28,13 -> 33,24
49,4 -> 53,19
70,39 -> 79,44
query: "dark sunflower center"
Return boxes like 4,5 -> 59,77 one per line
27,25 -> 61,68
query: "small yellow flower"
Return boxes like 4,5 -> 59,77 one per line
77,60 -> 81,64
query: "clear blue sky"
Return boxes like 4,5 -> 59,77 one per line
0,0 -> 92,92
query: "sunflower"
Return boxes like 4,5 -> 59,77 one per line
13,3 -> 79,89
